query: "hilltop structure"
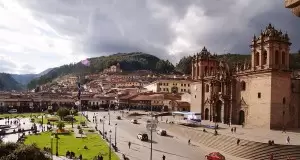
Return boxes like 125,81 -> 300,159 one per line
190,24 -> 300,130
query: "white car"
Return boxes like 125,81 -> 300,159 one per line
8,109 -> 17,113
157,129 -> 167,136
137,133 -> 148,141
131,119 -> 138,124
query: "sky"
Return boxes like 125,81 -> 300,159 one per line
0,0 -> 299,74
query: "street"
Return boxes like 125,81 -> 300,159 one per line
87,111 -> 241,160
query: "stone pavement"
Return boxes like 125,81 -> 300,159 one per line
158,115 -> 300,146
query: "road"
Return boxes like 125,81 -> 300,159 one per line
87,111 -> 243,160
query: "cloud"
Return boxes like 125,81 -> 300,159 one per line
0,0 -> 299,74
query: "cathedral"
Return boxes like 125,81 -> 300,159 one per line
190,24 -> 300,130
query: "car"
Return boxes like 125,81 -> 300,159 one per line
205,152 -> 226,160
131,119 -> 138,124
137,133 -> 148,141
117,116 -> 121,120
8,109 -> 17,113
157,129 -> 167,136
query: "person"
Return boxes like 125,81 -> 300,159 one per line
99,155 -> 103,160
286,136 -> 290,144
270,153 -> 274,160
162,155 -> 166,160
231,128 -> 234,133
234,127 -> 236,133
188,139 -> 191,145
128,141 -> 131,149
237,139 -> 240,145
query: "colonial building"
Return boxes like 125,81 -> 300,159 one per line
145,79 -> 193,93
103,63 -> 122,73
191,24 -> 300,130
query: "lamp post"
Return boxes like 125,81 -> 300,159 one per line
55,133 -> 59,156
115,123 -> 117,147
41,114 -> 44,132
102,119 -> 105,139
109,130 -> 112,160
50,135 -> 54,160
214,112 -> 217,132
71,108 -> 74,128
108,103 -> 111,125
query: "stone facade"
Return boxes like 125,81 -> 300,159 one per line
285,0 -> 300,17
190,24 -> 300,130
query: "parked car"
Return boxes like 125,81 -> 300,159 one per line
137,133 -> 148,141
8,109 -> 17,113
131,119 -> 138,124
157,129 -> 167,136
205,152 -> 226,160
117,116 -> 121,120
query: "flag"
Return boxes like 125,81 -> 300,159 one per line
81,59 -> 90,66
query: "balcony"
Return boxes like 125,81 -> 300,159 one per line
285,0 -> 300,17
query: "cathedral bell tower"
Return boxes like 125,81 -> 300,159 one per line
250,24 -> 292,71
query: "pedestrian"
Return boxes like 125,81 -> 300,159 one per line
128,141 -> 131,149
188,139 -> 191,145
234,127 -> 236,133
231,128 -> 233,133
237,138 -> 240,145
269,153 -> 274,160
287,136 -> 290,144
162,155 -> 166,160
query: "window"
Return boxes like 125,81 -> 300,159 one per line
255,52 -> 260,66
258,92 -> 261,98
188,84 -> 190,87
283,97 -> 286,104
195,95 -> 196,98
205,84 -> 209,92
241,81 -> 246,91
275,51 -> 279,65
184,84 -> 186,87
282,52 -> 285,65
263,51 -> 267,65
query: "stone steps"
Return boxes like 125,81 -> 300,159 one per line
163,124 -> 300,160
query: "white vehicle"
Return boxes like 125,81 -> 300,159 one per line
157,129 -> 167,136
8,109 -> 17,113
137,133 -> 148,141
131,119 -> 138,124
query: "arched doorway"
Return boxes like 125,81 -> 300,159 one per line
216,100 -> 222,122
239,110 -> 245,125
205,108 -> 209,120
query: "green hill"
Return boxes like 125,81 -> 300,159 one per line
27,52 -> 174,89
0,73 -> 24,91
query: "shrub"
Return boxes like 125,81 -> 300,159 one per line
80,121 -> 86,126
57,121 -> 65,130
30,119 -> 35,122
57,108 -> 70,120
87,129 -> 95,132
77,125 -> 81,129
78,129 -> 83,134
47,109 -> 54,114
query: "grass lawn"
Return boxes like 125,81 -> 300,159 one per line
0,112 -> 43,118
25,132 -> 119,160
35,115 -> 87,125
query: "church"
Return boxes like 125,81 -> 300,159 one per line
190,24 -> 300,130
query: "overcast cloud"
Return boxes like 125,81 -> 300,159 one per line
0,0 -> 299,74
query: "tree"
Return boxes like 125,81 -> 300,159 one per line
0,143 -> 50,160
57,121 -> 65,130
56,108 -> 70,120
155,60 -> 175,73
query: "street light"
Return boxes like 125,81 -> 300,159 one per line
102,119 -> 105,139
214,112 -> 217,131
50,135 -> 54,160
108,103 -> 111,125
71,108 -> 74,128
109,130 -> 112,160
115,123 -> 117,147
55,133 -> 59,156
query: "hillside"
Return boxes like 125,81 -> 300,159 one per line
175,53 -> 300,74
27,52 -> 174,89
11,74 -> 36,85
0,73 -> 24,91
